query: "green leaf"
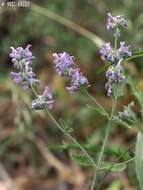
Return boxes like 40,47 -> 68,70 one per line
101,162 -> 127,172
70,154 -> 127,172
59,119 -> 73,133
127,76 -> 143,112
48,143 -> 80,150
87,104 -> 109,117
70,154 -> 95,167
126,50 -> 143,61
135,131 -> 143,189
107,179 -> 122,190
112,83 -> 124,98
116,119 -> 132,129
97,63 -> 111,74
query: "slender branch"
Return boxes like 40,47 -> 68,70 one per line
30,84 -> 96,168
126,53 -> 143,61
90,31 -> 119,190
100,157 -> 135,170
83,88 -> 108,116
90,96 -> 117,190
98,143 -> 135,189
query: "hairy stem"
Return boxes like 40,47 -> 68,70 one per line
83,88 -> 108,116
30,84 -> 96,167
90,96 -> 117,190
126,53 -> 143,61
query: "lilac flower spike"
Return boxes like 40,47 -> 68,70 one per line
107,13 -> 117,31
67,69 -> 89,94
118,102 -> 135,120
102,14 -> 131,96
10,45 -> 40,90
53,52 -> 75,76
105,60 -> 125,96
31,86 -> 54,110
10,72 -> 22,84
107,13 -> 127,31
10,45 -> 54,110
118,42 -> 132,58
53,52 -> 89,94
100,42 -> 132,64
10,45 -> 34,67
100,43 -> 115,62
43,86 -> 53,100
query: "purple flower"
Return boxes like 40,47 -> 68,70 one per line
43,86 -> 53,101
10,72 -> 22,84
10,45 -> 34,67
118,102 -> 135,120
105,60 -> 125,96
107,13 -> 117,31
100,42 -> 132,63
53,52 -> 89,94
105,82 -> 113,96
31,86 -> 54,110
100,43 -> 115,62
66,69 -> 89,94
116,15 -> 127,27
118,42 -> 132,58
10,45 -> 40,90
107,13 -> 127,31
21,81 -> 30,91
53,52 -> 75,76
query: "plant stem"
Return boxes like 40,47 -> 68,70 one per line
90,96 -> 117,190
30,84 -> 96,167
98,143 -> 135,189
126,53 -> 143,61
83,88 -> 108,116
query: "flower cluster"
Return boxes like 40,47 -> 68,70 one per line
32,86 -> 54,110
53,52 -> 75,76
105,60 -> 125,96
107,13 -> 127,37
53,52 -> 89,94
100,14 -> 132,96
118,101 -> 135,120
10,45 -> 40,90
10,45 -> 54,110
100,42 -> 131,63
10,45 -> 34,66
100,43 -> 114,62
118,42 -> 132,58
67,68 -> 89,94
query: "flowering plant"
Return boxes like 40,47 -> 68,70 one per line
10,13 -> 143,189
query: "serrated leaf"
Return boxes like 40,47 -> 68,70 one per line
135,131 -> 143,189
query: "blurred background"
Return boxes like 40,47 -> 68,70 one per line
0,0 -> 143,189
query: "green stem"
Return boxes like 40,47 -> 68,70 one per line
126,53 -> 143,61
100,157 -> 135,170
30,84 -> 96,167
83,88 -> 108,116
90,96 -> 117,190
98,142 -> 135,189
